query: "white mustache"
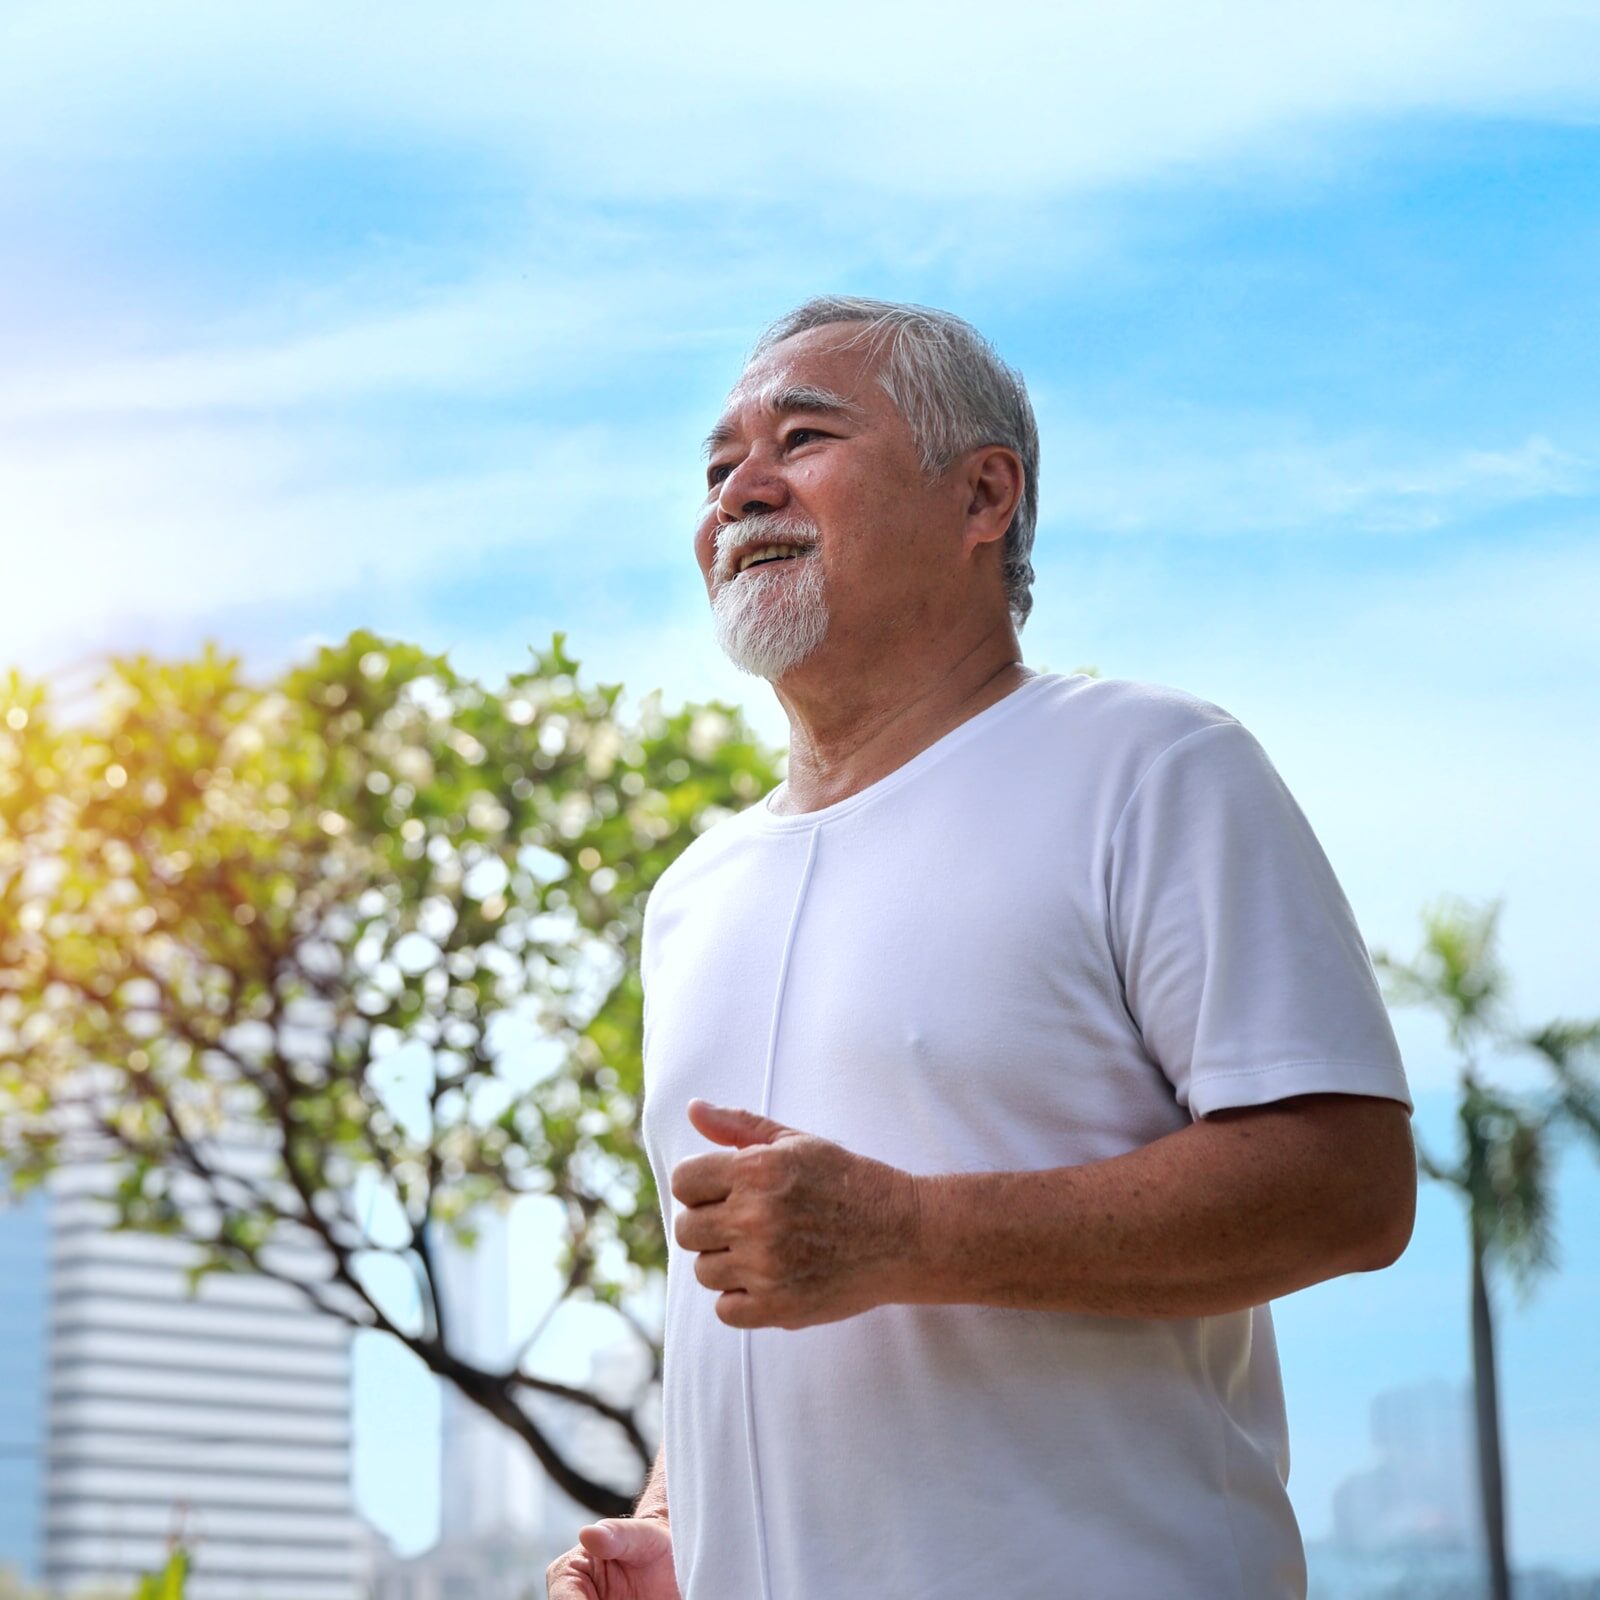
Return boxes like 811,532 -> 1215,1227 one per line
713,514 -> 821,582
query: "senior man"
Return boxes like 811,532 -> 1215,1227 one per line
547,296 -> 1416,1600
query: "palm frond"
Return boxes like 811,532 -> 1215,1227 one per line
1463,1088 -> 1559,1300
1523,1018 -> 1600,1065
1515,1018 -> 1600,1145
1371,894 -> 1511,1053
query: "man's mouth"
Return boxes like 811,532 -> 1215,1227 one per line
733,543 -> 811,576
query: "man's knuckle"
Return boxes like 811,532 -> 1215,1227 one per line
722,1292 -> 759,1327
717,1192 -> 753,1237
742,1146 -> 780,1186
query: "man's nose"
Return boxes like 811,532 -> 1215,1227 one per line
716,448 -> 789,521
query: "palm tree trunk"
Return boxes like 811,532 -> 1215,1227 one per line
1471,1230 -> 1512,1600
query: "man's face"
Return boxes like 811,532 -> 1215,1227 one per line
695,324 -> 963,683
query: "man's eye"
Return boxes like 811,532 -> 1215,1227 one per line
706,429 -> 824,488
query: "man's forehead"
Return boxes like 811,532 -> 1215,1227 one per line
705,329 -> 883,454
738,323 -> 881,395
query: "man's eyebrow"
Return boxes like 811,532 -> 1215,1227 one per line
702,418 -> 738,461
701,384 -> 864,460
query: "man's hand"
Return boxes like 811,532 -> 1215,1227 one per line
670,1099 -> 919,1329
546,1516 -> 678,1600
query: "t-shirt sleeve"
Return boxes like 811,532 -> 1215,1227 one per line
1105,717 -> 1413,1119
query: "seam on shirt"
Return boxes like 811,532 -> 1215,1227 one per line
1098,718 -> 1242,1004
1196,1056 -> 1405,1082
740,823 -> 820,1600
1104,716 -> 1243,861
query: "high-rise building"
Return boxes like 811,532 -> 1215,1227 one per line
41,1159 -> 366,1600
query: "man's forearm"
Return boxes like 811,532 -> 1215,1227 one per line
900,1093 -> 1415,1319
632,1443 -> 668,1524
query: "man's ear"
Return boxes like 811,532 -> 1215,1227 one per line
961,445 -> 1025,552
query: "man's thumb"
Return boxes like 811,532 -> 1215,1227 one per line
579,1517 -> 671,1563
687,1098 -> 790,1149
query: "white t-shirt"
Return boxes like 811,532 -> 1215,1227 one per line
639,671 -> 1412,1600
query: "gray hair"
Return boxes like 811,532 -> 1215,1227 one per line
750,295 -> 1040,630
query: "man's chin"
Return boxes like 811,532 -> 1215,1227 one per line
718,635 -> 828,682
713,615 -> 830,682
710,564 -> 830,681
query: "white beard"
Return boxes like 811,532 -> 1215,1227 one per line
710,518 -> 830,680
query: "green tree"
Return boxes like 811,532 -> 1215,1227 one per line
0,631 -> 782,1516
1372,895 -> 1600,1600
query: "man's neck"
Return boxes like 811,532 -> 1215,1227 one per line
769,639 -> 1033,816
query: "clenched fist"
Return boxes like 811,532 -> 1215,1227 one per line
669,1099 -> 921,1329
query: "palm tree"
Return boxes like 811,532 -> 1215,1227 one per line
1372,894 -> 1600,1600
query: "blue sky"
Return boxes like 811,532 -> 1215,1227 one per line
4,0 -> 1598,1573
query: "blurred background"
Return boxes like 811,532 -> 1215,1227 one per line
1,4 -> 1597,1598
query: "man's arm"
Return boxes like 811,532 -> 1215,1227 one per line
633,1444 -> 669,1524
904,1092 -> 1416,1319
672,1092 -> 1416,1328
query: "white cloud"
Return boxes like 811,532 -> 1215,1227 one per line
1036,401 -> 1597,536
0,413 -> 697,670
5,2 -> 1600,202
0,258 -> 746,419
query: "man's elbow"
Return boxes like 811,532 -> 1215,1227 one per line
1294,1096 -> 1418,1275
1354,1196 -> 1415,1271
1346,1135 -> 1418,1272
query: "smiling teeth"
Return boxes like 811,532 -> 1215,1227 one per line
737,544 -> 807,574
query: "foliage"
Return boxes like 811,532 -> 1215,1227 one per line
0,1561 -> 174,1600
133,1550 -> 188,1600
1373,892 -> 1600,1600
1372,893 -> 1600,1294
0,630 -> 783,1514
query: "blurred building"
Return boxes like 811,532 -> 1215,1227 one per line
368,1211 -> 557,1600
33,1159 -> 365,1599
432,1208 -> 545,1547
367,1212 -> 655,1600
1332,1379 -> 1480,1554
1305,1378 -> 1489,1599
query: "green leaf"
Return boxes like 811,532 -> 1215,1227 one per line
134,1548 -> 189,1600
